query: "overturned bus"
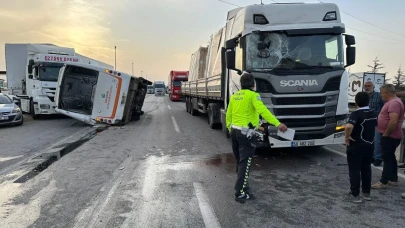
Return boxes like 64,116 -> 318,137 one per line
55,63 -> 152,125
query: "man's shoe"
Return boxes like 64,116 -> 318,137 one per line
346,192 -> 362,203
373,159 -> 382,167
388,181 -> 399,186
371,181 -> 388,189
235,193 -> 256,203
361,193 -> 372,201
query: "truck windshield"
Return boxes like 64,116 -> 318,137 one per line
147,85 -> 153,89
155,84 -> 165,88
38,63 -> 64,82
245,32 -> 344,73
173,81 -> 182,87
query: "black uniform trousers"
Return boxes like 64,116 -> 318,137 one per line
231,128 -> 255,196
346,142 -> 373,196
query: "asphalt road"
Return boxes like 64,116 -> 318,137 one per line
0,114 -> 90,177
1,94 -> 405,228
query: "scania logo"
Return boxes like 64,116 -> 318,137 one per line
280,80 -> 318,87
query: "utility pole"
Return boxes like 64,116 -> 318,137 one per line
114,46 -> 117,70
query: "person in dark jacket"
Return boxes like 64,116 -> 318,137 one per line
344,91 -> 377,203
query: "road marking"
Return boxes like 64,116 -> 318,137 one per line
171,116 -> 180,133
193,182 -> 222,228
168,105 -> 171,110
74,157 -> 132,228
0,155 -> 24,162
324,146 -> 405,180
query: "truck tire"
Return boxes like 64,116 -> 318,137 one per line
208,103 -> 221,129
190,99 -> 198,116
30,100 -> 39,120
187,98 -> 192,114
186,97 -> 189,113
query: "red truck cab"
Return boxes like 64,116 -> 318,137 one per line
168,70 -> 188,101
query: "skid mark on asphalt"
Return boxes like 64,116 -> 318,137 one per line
73,157 -> 133,228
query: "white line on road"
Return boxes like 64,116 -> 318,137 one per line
324,146 -> 405,180
168,105 -> 171,110
171,116 -> 180,133
193,182 -> 222,228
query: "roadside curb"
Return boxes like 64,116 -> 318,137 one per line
12,124 -> 108,183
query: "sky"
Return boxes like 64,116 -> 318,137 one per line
0,0 -> 404,83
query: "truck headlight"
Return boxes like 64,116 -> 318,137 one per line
12,108 -> 21,113
336,119 -> 347,131
40,104 -> 51,109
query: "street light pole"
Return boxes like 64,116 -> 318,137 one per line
114,46 -> 117,70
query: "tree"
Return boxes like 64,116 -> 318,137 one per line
393,65 -> 405,90
367,56 -> 385,73
367,56 -> 390,83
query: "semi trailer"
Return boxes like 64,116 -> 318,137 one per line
182,2 -> 356,148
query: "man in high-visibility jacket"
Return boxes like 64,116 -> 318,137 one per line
226,72 -> 287,202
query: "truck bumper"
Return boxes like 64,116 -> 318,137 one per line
35,96 -> 58,115
268,131 -> 344,148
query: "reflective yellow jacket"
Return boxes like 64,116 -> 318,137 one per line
226,89 -> 280,131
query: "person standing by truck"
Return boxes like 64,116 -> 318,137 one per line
344,92 -> 377,203
226,72 -> 287,202
364,81 -> 385,166
372,84 -> 404,189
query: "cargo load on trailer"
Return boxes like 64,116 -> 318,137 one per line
55,63 -> 152,125
182,2 -> 356,148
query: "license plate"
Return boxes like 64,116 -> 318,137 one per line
291,140 -> 315,147
0,116 -> 7,120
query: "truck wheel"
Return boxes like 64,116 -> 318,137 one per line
30,100 -> 39,120
186,98 -> 189,113
190,99 -> 198,116
187,98 -> 192,114
208,103 -> 221,129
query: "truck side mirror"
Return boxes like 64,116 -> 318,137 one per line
225,37 -> 238,50
226,50 -> 242,75
345,46 -> 356,67
28,59 -> 34,74
345,35 -> 355,46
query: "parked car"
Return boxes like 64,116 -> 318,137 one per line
0,93 -> 23,126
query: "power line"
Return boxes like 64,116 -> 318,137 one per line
317,0 -> 405,38
346,27 -> 405,44
218,0 -> 241,7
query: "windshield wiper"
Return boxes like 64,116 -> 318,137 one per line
292,65 -> 335,70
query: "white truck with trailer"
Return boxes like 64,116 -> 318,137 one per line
55,63 -> 151,125
182,3 -> 356,148
5,43 -> 112,119
154,81 -> 165,96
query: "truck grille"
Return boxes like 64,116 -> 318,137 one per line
255,76 -> 341,94
272,96 -> 326,105
275,107 -> 325,116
